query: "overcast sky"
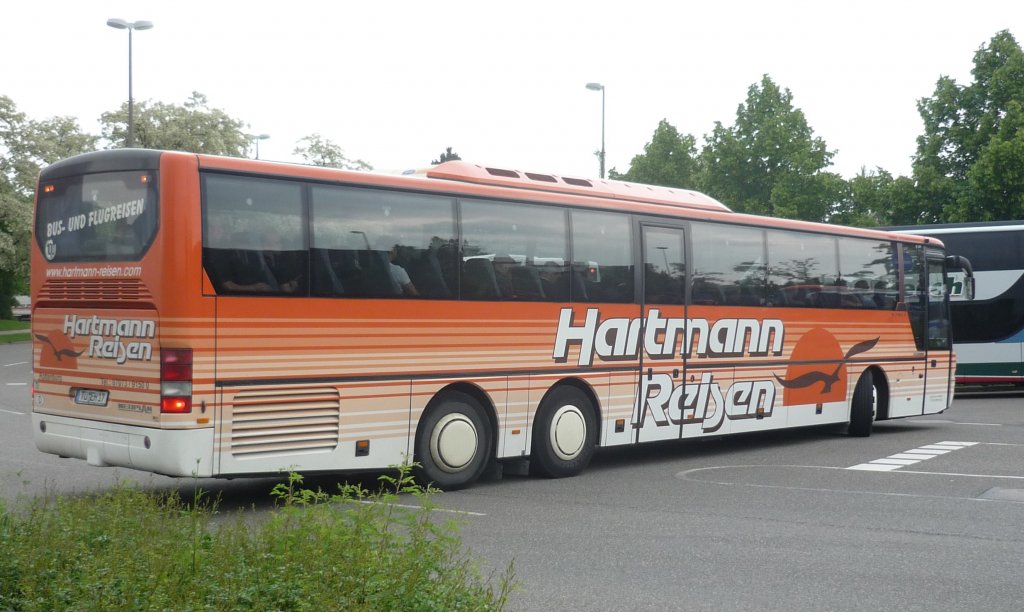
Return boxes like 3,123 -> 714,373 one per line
4,1 -> 1022,180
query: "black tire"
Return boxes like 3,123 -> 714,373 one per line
847,370 -> 875,437
414,391 -> 491,490
531,386 -> 597,478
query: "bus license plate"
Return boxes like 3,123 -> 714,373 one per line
74,388 -> 110,407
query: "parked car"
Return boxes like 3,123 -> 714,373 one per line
12,295 -> 30,321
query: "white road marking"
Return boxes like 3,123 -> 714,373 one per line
357,499 -> 485,516
677,464 -> 1024,503
0,408 -> 25,415
6,382 -> 27,386
844,463 -> 900,472
897,469 -> 1024,480
848,441 -> 978,471
3,361 -> 28,367
870,458 -> 920,465
913,419 -> 1002,426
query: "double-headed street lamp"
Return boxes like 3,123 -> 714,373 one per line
252,133 -> 270,159
107,18 -> 154,148
585,82 -> 606,179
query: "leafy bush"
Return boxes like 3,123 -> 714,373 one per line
0,466 -> 514,610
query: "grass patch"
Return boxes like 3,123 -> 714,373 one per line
0,466 -> 515,610
0,320 -> 29,331
0,333 -> 30,345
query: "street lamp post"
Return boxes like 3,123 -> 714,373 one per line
253,133 -> 270,159
107,18 -> 154,148
585,82 -> 606,179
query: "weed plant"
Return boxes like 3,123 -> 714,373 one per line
0,465 -> 514,610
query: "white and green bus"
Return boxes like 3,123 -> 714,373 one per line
889,221 -> 1023,386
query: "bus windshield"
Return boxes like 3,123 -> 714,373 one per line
35,170 -> 158,263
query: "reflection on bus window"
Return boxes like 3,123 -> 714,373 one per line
692,223 -> 765,306
837,238 -> 898,310
766,230 -> 839,308
202,174 -> 306,296
460,199 -> 568,301
571,210 -> 633,303
927,253 -> 951,350
310,186 -> 456,299
643,227 -> 686,305
35,170 -> 158,263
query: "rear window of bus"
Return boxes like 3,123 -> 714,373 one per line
36,170 -> 158,262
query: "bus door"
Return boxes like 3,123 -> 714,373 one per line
895,243 -> 929,417
923,249 -> 954,413
635,224 -> 687,442
636,224 -> 716,442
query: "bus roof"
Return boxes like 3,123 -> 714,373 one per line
424,161 -> 733,213
883,220 -> 1024,234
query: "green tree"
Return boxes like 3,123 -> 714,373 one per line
1,96 -> 97,313
914,30 -> 1024,222
100,91 -> 249,155
966,100 -> 1024,220
293,134 -> 371,170
609,119 -> 700,188
431,147 -> 461,164
828,167 -> 915,227
700,75 -> 836,221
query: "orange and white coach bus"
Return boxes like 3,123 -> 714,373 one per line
30,149 -> 974,488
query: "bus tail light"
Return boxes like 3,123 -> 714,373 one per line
161,348 -> 192,414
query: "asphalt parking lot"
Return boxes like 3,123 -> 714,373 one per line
2,339 -> 1021,611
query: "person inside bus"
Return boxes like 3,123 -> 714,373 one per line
258,230 -> 304,294
388,243 -> 419,296
204,216 -> 272,293
205,217 -> 299,294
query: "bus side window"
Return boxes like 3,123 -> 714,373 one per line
691,223 -> 765,307
571,210 -> 633,304
310,186 -> 457,299
461,199 -> 568,302
202,174 -> 306,296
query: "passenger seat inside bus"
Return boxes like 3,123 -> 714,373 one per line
569,268 -> 589,302
311,248 -> 345,296
509,265 -> 546,300
405,248 -> 451,298
462,258 -> 501,299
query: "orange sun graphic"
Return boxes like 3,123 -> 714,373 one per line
778,328 -> 847,406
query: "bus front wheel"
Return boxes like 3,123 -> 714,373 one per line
847,370 -> 875,437
531,386 -> 597,478
414,391 -> 491,490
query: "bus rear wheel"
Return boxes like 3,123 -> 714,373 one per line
531,386 -> 597,478
414,391 -> 491,490
847,369 -> 875,437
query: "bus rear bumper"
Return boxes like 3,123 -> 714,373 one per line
32,413 -> 214,478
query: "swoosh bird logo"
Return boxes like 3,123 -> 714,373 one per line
774,337 -> 879,393
35,334 -> 85,361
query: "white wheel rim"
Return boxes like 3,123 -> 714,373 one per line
550,404 -> 587,461
430,413 -> 478,473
